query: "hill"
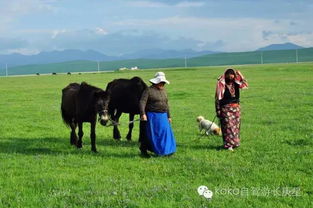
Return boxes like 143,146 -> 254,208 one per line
121,49 -> 217,59
2,47 -> 313,76
0,49 -> 117,68
0,49 -> 217,68
257,42 -> 304,51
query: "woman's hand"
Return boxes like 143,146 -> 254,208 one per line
216,110 -> 221,118
141,114 -> 147,121
168,118 -> 172,123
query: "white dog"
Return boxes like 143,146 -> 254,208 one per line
196,116 -> 222,136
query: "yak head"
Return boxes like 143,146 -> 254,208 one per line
94,90 -> 110,126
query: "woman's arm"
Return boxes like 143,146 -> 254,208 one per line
215,98 -> 221,118
215,81 -> 222,118
235,70 -> 248,89
139,88 -> 149,120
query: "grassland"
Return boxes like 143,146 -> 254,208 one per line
0,63 -> 312,207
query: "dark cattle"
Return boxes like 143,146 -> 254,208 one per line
61,82 -> 110,152
105,76 -> 147,140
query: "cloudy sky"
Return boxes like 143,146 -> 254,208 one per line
1,0 -> 313,55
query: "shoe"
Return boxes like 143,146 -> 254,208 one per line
164,153 -> 174,157
140,150 -> 151,158
233,144 -> 240,149
227,147 -> 234,151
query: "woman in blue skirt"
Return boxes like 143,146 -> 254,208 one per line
139,72 -> 176,157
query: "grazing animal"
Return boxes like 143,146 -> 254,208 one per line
61,82 -> 110,152
105,76 -> 147,140
196,116 -> 222,136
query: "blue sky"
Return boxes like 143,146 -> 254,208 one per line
0,0 -> 312,55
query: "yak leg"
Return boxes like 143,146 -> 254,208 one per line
113,111 -> 122,140
77,122 -> 83,148
70,122 -> 78,145
90,121 -> 97,152
126,114 -> 135,141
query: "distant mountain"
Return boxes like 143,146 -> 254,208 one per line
37,49 -> 118,62
257,42 -> 304,51
3,47 -> 313,76
0,49 -> 118,67
0,49 -> 218,67
1,43 -> 309,69
121,49 -> 218,59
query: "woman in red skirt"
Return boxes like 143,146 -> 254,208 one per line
215,69 -> 248,151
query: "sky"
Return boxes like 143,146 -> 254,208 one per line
0,0 -> 313,55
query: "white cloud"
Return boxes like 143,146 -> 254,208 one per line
176,1 -> 205,8
0,0 -> 57,33
0,0 -> 312,54
129,0 -> 205,8
289,32 -> 313,47
113,16 -> 313,51
263,32 -> 313,48
0,0 -> 56,16
13,28 -> 203,55
52,29 -> 67,39
6,48 -> 40,55
95,27 -> 109,35
0,37 -> 28,50
129,1 -> 168,8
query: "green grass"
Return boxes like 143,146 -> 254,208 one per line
0,63 -> 312,207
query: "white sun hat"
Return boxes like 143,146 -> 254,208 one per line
149,72 -> 170,84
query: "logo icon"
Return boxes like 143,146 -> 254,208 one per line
197,185 -> 213,200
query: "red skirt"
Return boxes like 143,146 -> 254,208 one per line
220,103 -> 241,148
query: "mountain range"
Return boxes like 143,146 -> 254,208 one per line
256,42 -> 304,51
3,46 -> 313,76
0,42 -> 305,68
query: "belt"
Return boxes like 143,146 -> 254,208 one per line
228,103 -> 239,107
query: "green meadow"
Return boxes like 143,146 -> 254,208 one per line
0,63 -> 312,207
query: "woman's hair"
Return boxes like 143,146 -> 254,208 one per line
225,68 -> 236,77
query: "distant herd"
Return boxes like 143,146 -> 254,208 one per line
61,77 -> 147,152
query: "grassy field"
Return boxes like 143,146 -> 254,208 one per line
0,63 -> 312,207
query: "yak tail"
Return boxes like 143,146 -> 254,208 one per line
61,106 -> 72,127
61,83 -> 79,128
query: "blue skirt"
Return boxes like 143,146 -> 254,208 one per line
146,112 -> 176,156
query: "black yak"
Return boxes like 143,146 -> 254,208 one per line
105,76 -> 147,141
61,82 -> 109,152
